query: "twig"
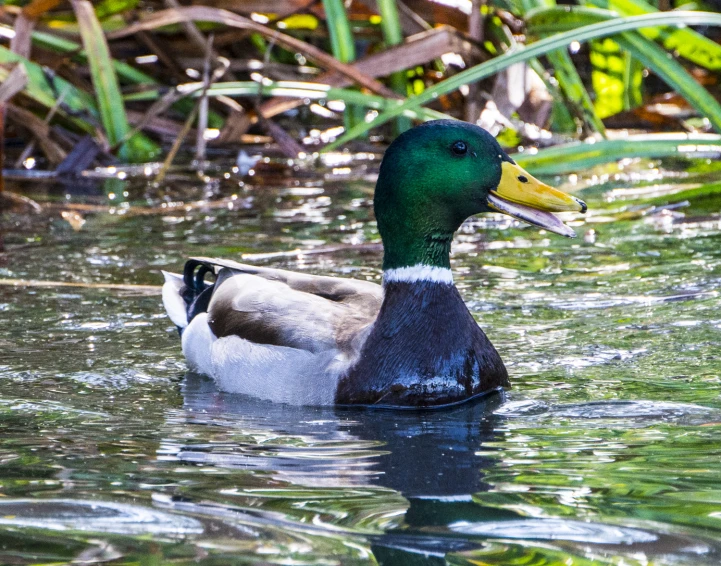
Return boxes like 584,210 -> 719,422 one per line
465,0 -> 484,123
163,0 -> 218,60
0,278 -> 161,293
14,84 -> 69,168
0,191 -> 43,213
195,34 -> 214,161
154,102 -> 199,184
10,0 -> 64,58
396,0 -> 432,32
109,6 -> 397,98
111,85 -> 202,153
0,64 -> 28,197
155,45 -> 228,175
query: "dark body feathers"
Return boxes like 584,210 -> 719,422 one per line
337,281 -> 509,406
173,258 -> 508,407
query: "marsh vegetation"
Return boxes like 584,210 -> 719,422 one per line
3,1 -> 721,565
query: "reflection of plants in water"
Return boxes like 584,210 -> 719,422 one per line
474,419 -> 721,534
449,541 -> 653,566
4,160 -> 721,564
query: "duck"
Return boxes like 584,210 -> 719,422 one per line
161,120 -> 586,407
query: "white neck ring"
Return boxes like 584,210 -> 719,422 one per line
383,264 -> 454,285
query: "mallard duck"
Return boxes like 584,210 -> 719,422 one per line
162,120 -> 586,407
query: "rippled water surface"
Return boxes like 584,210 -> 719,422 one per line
2,154 -> 721,564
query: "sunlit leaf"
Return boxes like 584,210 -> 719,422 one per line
589,37 -> 642,118
523,0 -> 606,135
513,133 -> 721,175
70,0 -> 157,162
124,80 -> 451,123
324,11 -> 721,150
527,7 -> 721,133
587,0 -> 721,70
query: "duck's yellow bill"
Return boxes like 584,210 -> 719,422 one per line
487,162 -> 587,238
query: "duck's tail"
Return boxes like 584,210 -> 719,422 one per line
161,259 -> 216,333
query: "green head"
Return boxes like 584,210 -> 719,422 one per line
374,120 -> 585,271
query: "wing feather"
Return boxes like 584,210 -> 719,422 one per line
197,260 -> 382,354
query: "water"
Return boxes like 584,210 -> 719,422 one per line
2,155 -> 721,564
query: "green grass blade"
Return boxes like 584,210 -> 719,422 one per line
71,0 -> 157,162
528,6 -> 721,133
322,0 -> 356,64
523,0 -> 606,135
377,0 -> 411,133
125,80 -> 452,122
321,0 -> 363,130
513,134 -> 721,175
587,0 -> 721,70
324,11 -> 721,151
622,50 -> 643,110
546,49 -> 606,135
0,45 -> 98,128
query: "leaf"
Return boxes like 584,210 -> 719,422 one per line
513,133 -> 721,175
621,47 -> 643,110
108,5 -> 398,99
0,46 -> 98,127
522,0 -> 606,135
586,0 -> 721,71
123,80 -> 451,122
320,0 -> 363,130
323,10 -> 721,150
377,0 -> 411,132
527,7 -> 721,133
322,0 -> 356,64
70,0 -> 156,162
589,37 -> 642,118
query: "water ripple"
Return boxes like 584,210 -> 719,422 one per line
496,399 -> 719,422
449,518 -> 659,544
0,499 -> 204,536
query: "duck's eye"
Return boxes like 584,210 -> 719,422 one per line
518,175 -> 529,183
451,140 -> 468,156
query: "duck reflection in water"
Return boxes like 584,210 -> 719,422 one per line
163,373 -> 509,562
158,374 -> 717,565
